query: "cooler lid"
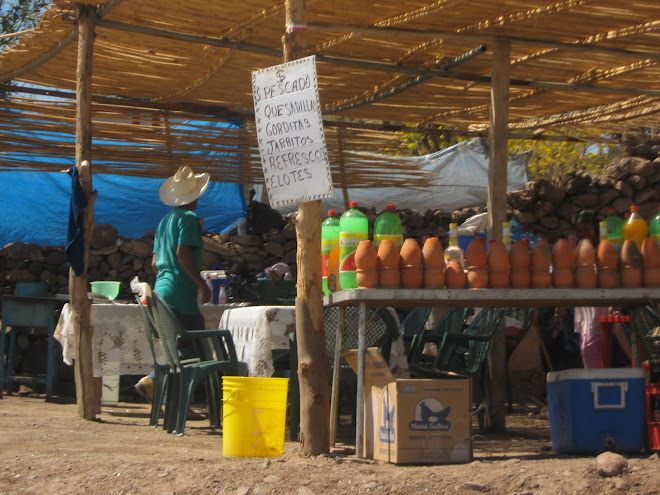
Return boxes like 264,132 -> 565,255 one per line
547,367 -> 645,383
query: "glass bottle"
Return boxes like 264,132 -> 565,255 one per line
444,223 -> 464,267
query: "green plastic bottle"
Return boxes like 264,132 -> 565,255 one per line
650,205 -> 660,248
321,210 -> 340,295
605,207 -> 624,254
373,204 -> 403,250
339,201 -> 368,290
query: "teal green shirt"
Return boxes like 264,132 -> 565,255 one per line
153,207 -> 203,315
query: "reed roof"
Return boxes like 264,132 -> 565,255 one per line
1,0 -> 660,183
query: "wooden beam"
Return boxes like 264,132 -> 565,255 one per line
487,38 -> 510,434
0,84 -> 248,119
0,30 -> 78,83
284,0 -> 330,456
335,129 -> 351,210
71,3 -> 97,420
307,23 -> 660,61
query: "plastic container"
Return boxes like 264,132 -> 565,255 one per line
650,205 -> 660,248
15,282 -> 48,297
622,205 -> 648,250
90,281 -> 121,300
605,208 -> 624,254
203,276 -> 214,305
222,377 -> 289,457
374,204 -> 403,250
101,375 -> 120,405
321,210 -> 340,295
547,368 -> 646,454
218,284 -> 227,304
502,222 -> 511,251
339,201 -> 368,290
209,265 -> 228,304
444,223 -> 464,266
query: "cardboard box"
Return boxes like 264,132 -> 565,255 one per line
344,348 -> 472,464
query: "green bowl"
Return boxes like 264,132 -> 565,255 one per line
90,281 -> 121,300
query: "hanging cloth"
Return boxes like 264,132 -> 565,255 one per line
65,166 -> 88,276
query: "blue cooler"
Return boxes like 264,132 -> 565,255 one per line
547,368 -> 646,454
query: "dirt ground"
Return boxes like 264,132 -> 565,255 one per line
1,395 -> 659,495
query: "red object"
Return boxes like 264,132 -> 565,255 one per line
646,383 -> 660,451
598,315 -> 630,368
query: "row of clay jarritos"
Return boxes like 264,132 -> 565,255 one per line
354,238 -> 448,289
353,234 -> 660,290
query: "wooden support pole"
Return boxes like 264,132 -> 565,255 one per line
71,3 -> 97,420
335,129 -> 350,210
487,37 -> 510,433
284,0 -> 330,455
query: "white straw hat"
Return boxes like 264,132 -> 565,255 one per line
159,166 -> 210,206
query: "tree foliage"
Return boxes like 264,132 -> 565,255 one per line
508,138 -> 620,180
399,126 -> 620,180
1,0 -> 47,49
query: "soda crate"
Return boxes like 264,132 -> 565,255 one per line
256,279 -> 296,305
547,368 -> 646,454
647,383 -> 660,452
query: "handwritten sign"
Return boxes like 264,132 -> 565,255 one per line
252,55 -> 333,208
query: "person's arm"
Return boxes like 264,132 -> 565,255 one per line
177,244 -> 211,303
151,253 -> 158,276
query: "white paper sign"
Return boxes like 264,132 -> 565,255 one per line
252,55 -> 333,208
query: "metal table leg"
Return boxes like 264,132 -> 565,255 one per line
329,306 -> 344,446
355,302 -> 366,459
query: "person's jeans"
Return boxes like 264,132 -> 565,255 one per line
580,332 -> 602,369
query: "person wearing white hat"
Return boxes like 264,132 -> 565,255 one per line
135,165 -> 211,402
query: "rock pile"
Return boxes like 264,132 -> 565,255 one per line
1,155 -> 658,298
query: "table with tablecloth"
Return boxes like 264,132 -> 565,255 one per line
55,302 -> 237,377
219,305 -> 408,377
218,305 -> 296,377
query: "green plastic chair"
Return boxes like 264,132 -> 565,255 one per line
149,292 -> 245,436
135,295 -> 170,427
400,308 -> 432,356
407,307 -> 471,366
432,307 -> 506,433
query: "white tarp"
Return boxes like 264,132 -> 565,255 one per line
276,138 -> 531,214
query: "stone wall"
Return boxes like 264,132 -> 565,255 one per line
1,154 -> 658,299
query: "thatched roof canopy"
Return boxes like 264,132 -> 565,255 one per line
1,0 -> 659,182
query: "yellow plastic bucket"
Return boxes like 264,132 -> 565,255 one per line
222,376 -> 289,457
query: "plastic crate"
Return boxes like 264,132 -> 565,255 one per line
257,280 -> 296,304
647,383 -> 660,452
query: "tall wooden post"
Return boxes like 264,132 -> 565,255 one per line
284,0 -> 330,455
487,37 -> 510,432
70,3 -> 97,420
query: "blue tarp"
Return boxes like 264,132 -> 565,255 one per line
0,171 -> 246,247
0,115 -> 247,247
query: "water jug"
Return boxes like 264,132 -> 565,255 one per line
339,202 -> 368,289
622,205 -> 648,250
321,210 -> 340,295
605,207 -> 624,254
374,204 -> 403,250
650,205 -> 660,248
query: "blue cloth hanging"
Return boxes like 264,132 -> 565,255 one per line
65,167 -> 88,276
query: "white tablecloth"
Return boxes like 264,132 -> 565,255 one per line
219,306 -> 409,378
55,303 -> 234,377
219,306 -> 296,377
